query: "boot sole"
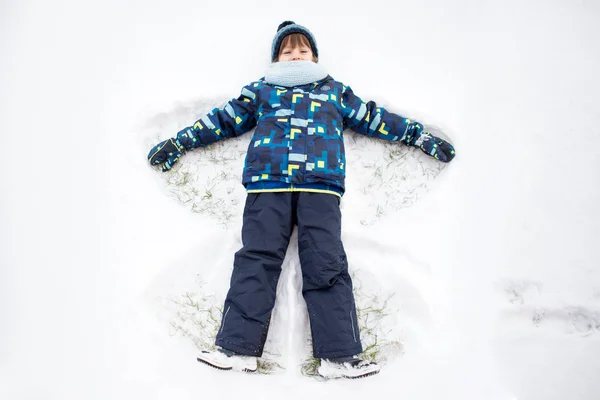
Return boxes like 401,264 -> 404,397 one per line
196,357 -> 257,373
318,364 -> 381,380
342,369 -> 380,379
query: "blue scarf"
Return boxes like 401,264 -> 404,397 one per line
264,61 -> 328,87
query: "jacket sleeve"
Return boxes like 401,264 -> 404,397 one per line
174,82 -> 260,150
341,85 -> 423,146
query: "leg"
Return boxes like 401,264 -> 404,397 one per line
215,192 -> 294,356
296,192 -> 362,359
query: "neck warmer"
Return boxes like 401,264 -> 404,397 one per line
264,61 -> 328,87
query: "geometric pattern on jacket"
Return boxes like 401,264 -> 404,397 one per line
174,75 -> 422,194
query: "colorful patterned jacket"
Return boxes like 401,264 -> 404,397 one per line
174,75 -> 423,197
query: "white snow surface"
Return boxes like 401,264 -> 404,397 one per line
2,0 -> 600,399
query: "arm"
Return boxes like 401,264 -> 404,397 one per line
148,82 -> 260,171
341,86 -> 455,162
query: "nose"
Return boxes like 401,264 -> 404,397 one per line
292,49 -> 301,60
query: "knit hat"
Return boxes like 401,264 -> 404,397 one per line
271,21 -> 318,62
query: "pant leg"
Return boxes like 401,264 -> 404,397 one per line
296,192 -> 362,359
215,192 -> 294,356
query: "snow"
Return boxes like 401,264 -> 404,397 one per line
2,0 -> 600,399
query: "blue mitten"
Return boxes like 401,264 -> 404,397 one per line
148,138 -> 185,171
415,132 -> 456,163
405,122 -> 456,163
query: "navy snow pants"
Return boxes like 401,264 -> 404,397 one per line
215,192 -> 363,359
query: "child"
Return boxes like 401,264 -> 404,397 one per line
148,21 -> 455,379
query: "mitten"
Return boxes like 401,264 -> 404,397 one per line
415,132 -> 456,163
404,122 -> 456,163
147,138 -> 185,171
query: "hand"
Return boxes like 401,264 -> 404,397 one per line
148,138 -> 185,171
416,132 -> 456,163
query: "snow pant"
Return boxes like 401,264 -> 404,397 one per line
215,191 -> 363,359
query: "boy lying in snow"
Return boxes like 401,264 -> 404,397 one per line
148,21 -> 455,379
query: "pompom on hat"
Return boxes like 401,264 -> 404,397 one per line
271,21 -> 318,62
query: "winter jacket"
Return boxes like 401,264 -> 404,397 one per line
174,75 -> 423,196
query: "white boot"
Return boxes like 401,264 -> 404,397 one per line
196,349 -> 258,373
318,357 -> 380,379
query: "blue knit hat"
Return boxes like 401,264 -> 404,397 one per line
271,21 -> 318,62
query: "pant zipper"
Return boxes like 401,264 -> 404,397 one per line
218,305 -> 231,335
350,310 -> 357,342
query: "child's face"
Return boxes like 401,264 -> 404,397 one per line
278,44 -> 314,62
